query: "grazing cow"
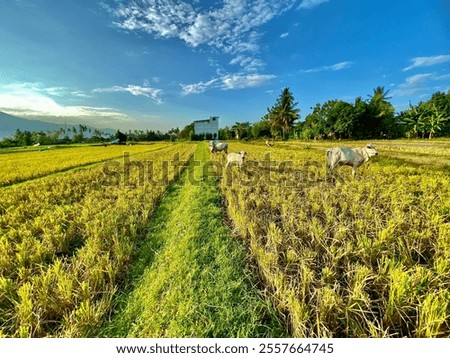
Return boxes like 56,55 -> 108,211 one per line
210,141 -> 228,154
265,138 -> 274,147
226,151 -> 247,168
209,140 -> 217,153
326,143 -> 378,177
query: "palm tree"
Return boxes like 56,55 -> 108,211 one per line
368,86 -> 393,118
92,129 -> 102,141
365,86 -> 395,137
268,88 -> 300,139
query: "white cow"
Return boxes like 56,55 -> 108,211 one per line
326,144 -> 378,177
265,138 -> 274,147
226,151 -> 247,168
209,140 -> 217,153
210,141 -> 228,154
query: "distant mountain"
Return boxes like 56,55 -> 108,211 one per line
0,112 -> 115,139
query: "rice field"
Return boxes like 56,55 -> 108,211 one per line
0,140 -> 449,337
221,139 -> 450,337
0,143 -> 173,186
0,143 -> 196,337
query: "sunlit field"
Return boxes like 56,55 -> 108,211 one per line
0,143 -> 196,337
0,140 -> 449,337
0,143 -> 173,186
220,139 -> 450,337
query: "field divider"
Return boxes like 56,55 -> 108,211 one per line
98,143 -> 284,338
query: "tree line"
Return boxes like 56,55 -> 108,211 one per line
298,88 -> 450,140
1,88 -> 449,148
213,87 -> 449,141
178,87 -> 449,142
0,125 -> 111,148
0,126 -> 181,148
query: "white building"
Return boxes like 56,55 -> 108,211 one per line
193,116 -> 219,139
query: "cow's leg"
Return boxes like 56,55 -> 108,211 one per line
352,161 -> 364,177
326,162 -> 335,182
328,162 -> 336,174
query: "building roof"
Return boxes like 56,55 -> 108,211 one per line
193,119 -> 211,123
194,116 -> 218,124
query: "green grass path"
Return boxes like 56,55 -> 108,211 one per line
98,143 -> 284,337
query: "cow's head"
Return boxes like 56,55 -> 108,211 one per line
366,143 -> 378,156
240,151 -> 247,159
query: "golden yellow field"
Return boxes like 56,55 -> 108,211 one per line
0,140 -> 449,337
0,143 -> 196,337
220,139 -> 450,337
0,143 -> 173,186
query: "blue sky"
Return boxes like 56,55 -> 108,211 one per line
0,0 -> 449,131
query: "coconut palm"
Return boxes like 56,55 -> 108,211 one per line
268,87 -> 300,139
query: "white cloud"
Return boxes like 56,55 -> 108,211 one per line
280,32 -> 289,38
0,82 -> 92,100
436,74 -> 450,81
181,72 -> 276,95
0,82 -> 131,126
180,79 -> 218,95
298,0 -> 330,10
71,90 -> 91,98
403,73 -> 434,87
109,0 -> 296,60
403,54 -> 450,71
93,84 -> 163,104
393,72 -> 450,97
301,61 -> 353,73
229,55 -> 265,72
220,73 -> 276,89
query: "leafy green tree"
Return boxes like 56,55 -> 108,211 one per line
179,123 -> 194,140
251,119 -> 271,139
90,129 -> 104,143
426,103 -> 449,139
399,92 -> 449,138
401,102 -> 426,138
219,126 -> 233,140
13,129 -> 33,146
349,89 -> 398,139
302,101 -> 351,139
231,122 -> 251,140
267,87 -> 300,139
333,101 -> 357,138
115,130 -> 127,144
428,91 -> 450,136
301,103 -> 327,139
168,127 -> 180,141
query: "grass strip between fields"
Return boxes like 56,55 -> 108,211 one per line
98,143 -> 284,338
